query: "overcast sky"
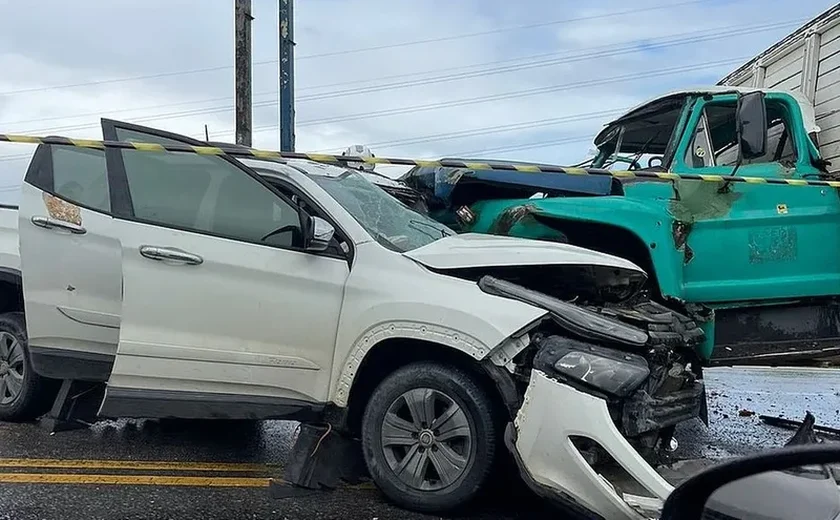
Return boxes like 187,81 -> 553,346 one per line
0,0 -> 836,202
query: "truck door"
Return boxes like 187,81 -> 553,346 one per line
97,120 -> 349,420
19,143 -> 122,382
672,94 -> 840,304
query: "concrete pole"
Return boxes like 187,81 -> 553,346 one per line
279,0 -> 295,151
235,0 -> 253,147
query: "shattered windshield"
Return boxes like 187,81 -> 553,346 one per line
242,158 -> 454,253
309,168 -> 454,252
593,97 -> 685,171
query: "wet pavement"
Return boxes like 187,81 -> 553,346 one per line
0,366 -> 837,520
675,366 -> 840,460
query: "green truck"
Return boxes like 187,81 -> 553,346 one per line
397,8 -> 840,366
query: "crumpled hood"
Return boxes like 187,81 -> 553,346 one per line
403,233 -> 646,273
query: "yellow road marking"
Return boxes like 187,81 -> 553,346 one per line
0,472 -> 272,487
0,458 -> 272,472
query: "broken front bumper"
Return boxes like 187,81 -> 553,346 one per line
510,370 -> 679,520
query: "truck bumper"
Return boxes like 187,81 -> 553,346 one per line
511,370 -> 676,520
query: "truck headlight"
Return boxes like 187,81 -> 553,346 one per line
478,276 -> 649,347
535,337 -> 651,398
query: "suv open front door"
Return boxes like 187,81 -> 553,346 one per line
96,120 -> 350,420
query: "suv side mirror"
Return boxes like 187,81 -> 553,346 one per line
660,443 -> 840,520
736,91 -> 768,160
304,215 -> 335,252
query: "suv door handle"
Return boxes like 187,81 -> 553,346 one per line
139,246 -> 203,266
30,215 -> 87,235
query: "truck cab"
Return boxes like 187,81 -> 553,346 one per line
401,87 -> 840,366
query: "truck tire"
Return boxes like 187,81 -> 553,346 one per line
0,312 -> 58,422
361,362 -> 497,513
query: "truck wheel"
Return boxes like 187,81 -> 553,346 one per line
361,362 -> 497,513
0,312 -> 58,422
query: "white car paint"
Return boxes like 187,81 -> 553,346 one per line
514,369 -> 674,519
404,233 -> 645,272
14,136 -> 641,417
239,160 -> 562,406
18,181 -> 122,365
7,124 -> 680,520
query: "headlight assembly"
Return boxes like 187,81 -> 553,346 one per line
534,336 -> 651,398
553,345 -> 650,397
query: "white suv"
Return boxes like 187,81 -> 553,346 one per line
0,119 -> 706,518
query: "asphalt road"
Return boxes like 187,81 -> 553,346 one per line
0,366 -> 837,520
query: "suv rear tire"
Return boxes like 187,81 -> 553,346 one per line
0,312 -> 59,422
361,362 -> 497,513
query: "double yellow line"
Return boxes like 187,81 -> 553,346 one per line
0,458 -> 276,487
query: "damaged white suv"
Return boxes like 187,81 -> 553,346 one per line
0,120 -> 705,519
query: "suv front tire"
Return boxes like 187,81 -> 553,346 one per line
361,361 -> 498,513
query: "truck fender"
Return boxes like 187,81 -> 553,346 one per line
482,197 -> 688,299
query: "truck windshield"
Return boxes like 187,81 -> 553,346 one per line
593,97 -> 684,170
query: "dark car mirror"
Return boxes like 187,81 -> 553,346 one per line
660,444 -> 840,520
303,215 -> 335,252
736,91 -> 768,160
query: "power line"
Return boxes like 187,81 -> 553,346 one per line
312,109 -> 625,153
13,53 -> 741,137
455,134 -> 595,157
211,55 -> 746,137
3,19 -> 794,131
294,0 -> 713,60
0,0 -> 712,97
52,54 -> 742,150
294,21 -> 800,103
0,55 -> 747,163
292,19 -> 800,93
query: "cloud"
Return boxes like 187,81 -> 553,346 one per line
0,0 -> 836,203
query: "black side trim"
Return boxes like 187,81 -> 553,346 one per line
99,387 -> 325,421
24,144 -> 54,192
0,267 -> 22,286
30,346 -> 114,382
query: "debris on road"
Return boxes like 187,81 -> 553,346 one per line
760,413 -> 840,441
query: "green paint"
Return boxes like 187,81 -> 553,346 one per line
698,318 -> 715,360
748,227 -> 797,264
436,90 -> 840,363
669,180 -> 740,222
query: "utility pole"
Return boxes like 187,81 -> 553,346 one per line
234,0 -> 253,147
279,0 -> 295,151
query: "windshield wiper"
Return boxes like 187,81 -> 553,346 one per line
627,131 -> 661,170
409,219 -> 450,238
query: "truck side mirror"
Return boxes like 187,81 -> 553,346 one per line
736,91 -> 768,160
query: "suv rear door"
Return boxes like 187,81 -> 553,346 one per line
97,120 -> 349,420
19,143 -> 122,382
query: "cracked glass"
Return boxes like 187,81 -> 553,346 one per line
310,169 -> 454,252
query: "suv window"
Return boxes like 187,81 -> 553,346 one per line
685,100 -> 796,169
44,147 -> 111,213
114,128 -> 303,248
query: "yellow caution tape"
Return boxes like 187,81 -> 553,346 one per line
1,133 -> 836,189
